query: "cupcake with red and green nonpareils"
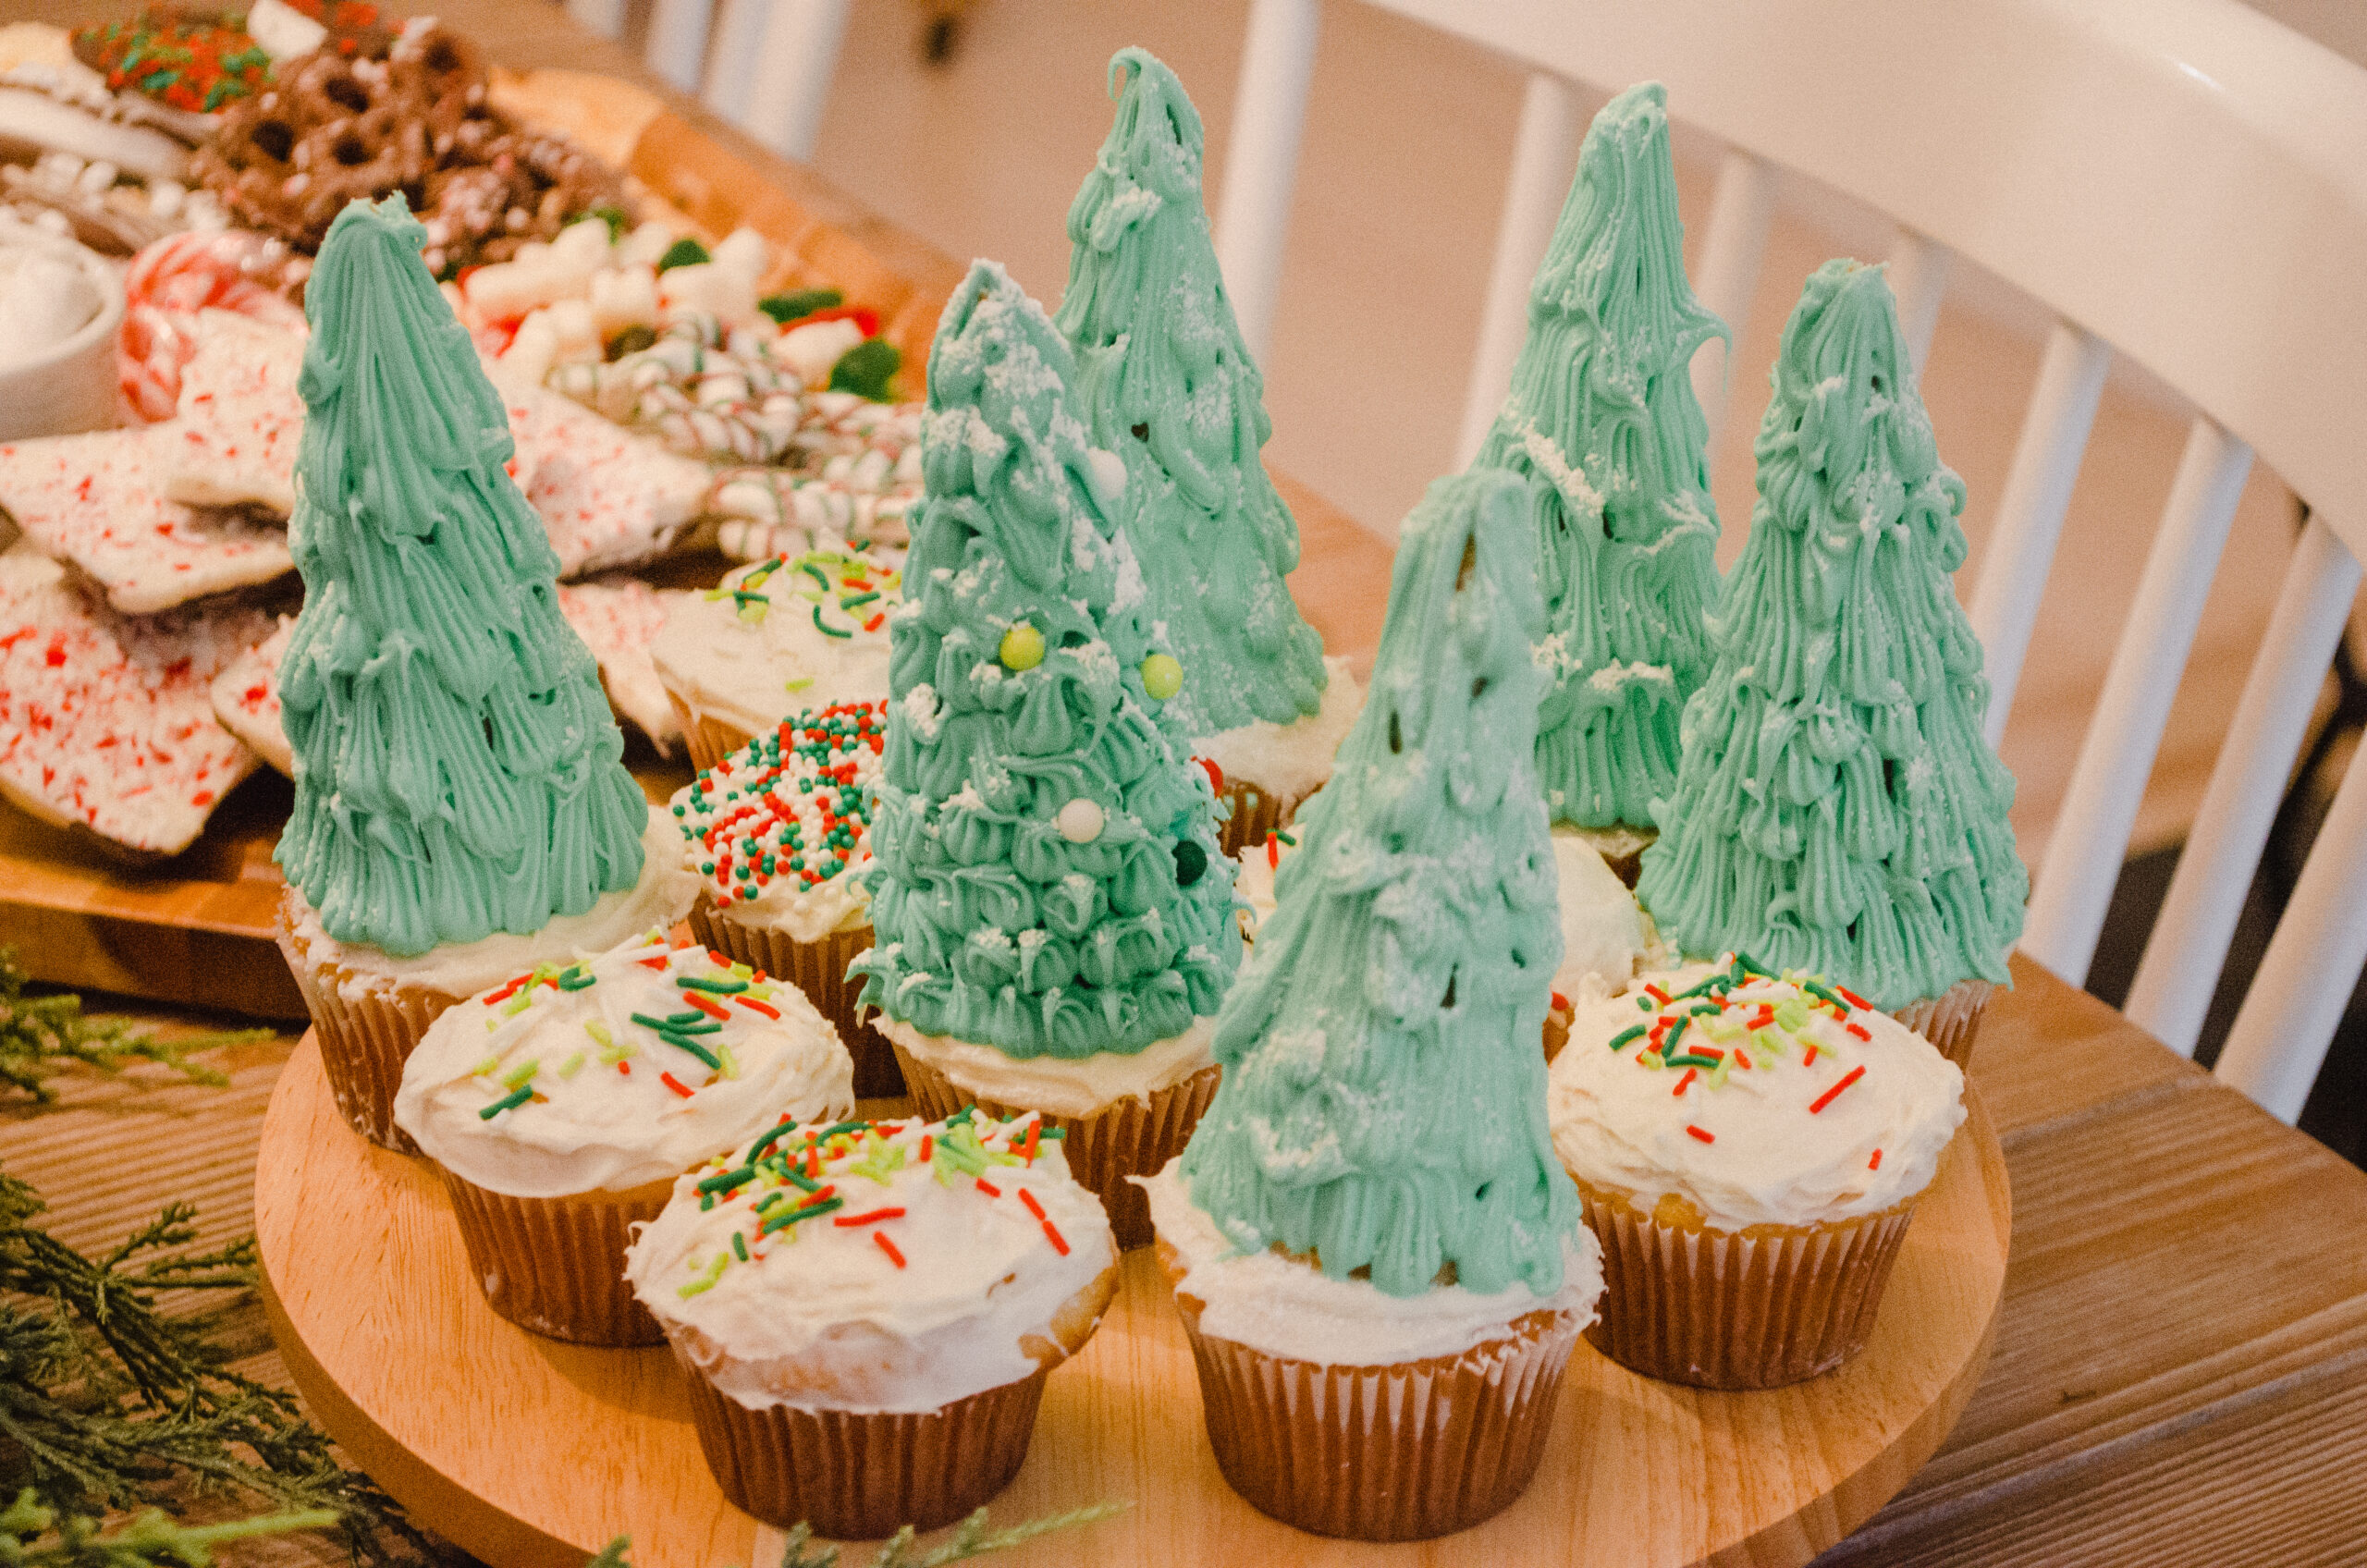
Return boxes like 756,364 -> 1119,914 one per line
1054,51 -> 1363,860
623,1108 -> 1118,1537
671,699 -> 899,1096
1547,955 -> 1964,1389
393,931 -> 854,1346
651,549 -> 902,772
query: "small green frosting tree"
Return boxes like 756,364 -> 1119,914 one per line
1468,80 -> 1725,830
852,261 -> 1239,1059
1052,47 -> 1327,740
275,196 -> 647,957
1181,470 -> 1576,1298
1637,259 -> 2027,1010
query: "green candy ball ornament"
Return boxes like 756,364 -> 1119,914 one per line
1140,652 -> 1183,700
1000,622 -> 1046,670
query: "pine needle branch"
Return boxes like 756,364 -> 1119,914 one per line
0,1488 -> 338,1568
0,954 -> 262,1106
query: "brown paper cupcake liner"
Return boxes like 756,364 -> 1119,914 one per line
439,1170 -> 672,1346
1164,1263 -> 1581,1541
690,900 -> 899,1096
665,689 -> 758,776
891,1042 -> 1218,1249
275,890 -> 455,1152
1894,978 -> 1993,1071
1215,778 -> 1322,862
1576,1178 -> 1916,1389
677,1357 -> 1050,1537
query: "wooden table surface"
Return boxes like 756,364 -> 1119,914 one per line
6,2 -> 2367,1563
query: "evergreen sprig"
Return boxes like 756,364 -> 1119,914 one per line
0,953 -> 263,1105
0,1488 -> 337,1568
591,1501 -> 1127,1568
0,1171 -> 434,1567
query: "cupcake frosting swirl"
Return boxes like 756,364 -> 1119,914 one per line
624,1109 -> 1117,1413
1548,958 -> 1965,1232
671,700 -> 884,942
394,932 -> 855,1198
650,550 -> 902,737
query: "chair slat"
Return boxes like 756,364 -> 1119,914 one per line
565,0 -> 626,40
646,0 -> 716,93
1969,322 -> 2112,748
2214,721 -> 2367,1122
1213,0 -> 1323,366
2125,514 -> 2362,1056
1885,228 -> 1951,377
2022,416 -> 2255,986
698,0 -> 767,123
733,0 -> 852,163
1452,73 -> 1587,471
1686,148 -> 1775,460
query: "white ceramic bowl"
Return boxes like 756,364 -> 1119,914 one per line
0,232 -> 124,443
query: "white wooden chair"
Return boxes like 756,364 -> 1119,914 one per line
1213,0 -> 2367,1125
565,0 -> 850,162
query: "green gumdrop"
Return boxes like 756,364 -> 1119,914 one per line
828,337 -> 901,401
657,237 -> 710,272
759,288 -> 843,325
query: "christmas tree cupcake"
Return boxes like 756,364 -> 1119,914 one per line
1054,50 -> 1362,859
1466,82 -> 1725,886
392,933 -> 854,1345
650,547 -> 903,772
1147,471 -> 1601,1541
1635,260 -> 2027,1066
1548,958 -> 1964,1387
671,699 -> 901,1096
624,1108 -> 1118,1536
273,196 -> 695,1148
852,261 -> 1240,1248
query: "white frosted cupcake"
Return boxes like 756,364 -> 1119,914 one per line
1196,654 -> 1363,859
1548,957 -> 1965,1388
393,932 -> 854,1345
651,549 -> 901,771
672,699 -> 897,1095
625,1108 -> 1118,1537
278,803 -> 698,1149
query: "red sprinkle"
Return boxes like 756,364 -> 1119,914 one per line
1686,1124 -> 1715,1144
709,949 -> 732,967
1551,991 -> 1571,1014
1018,1189 -> 1047,1221
1809,1065 -> 1867,1114
919,1134 -> 933,1162
1645,985 -> 1672,1005
617,1060 -> 632,1076
1803,1044 -> 1821,1067
1023,1121 -> 1042,1161
683,992 -> 731,1023
1041,1219 -> 1070,1256
1839,986 -> 1873,1011
660,1071 -> 695,1098
1267,832 -> 1280,871
1196,756 -> 1224,794
834,1207 -> 906,1227
1869,1148 -> 1883,1170
1672,1068 -> 1698,1098
636,956 -> 670,971
1845,1023 -> 1871,1041
734,994 -> 780,1020
975,1178 -> 1001,1197
1732,1048 -> 1751,1071
1746,1014 -> 1776,1031
874,1231 -> 906,1268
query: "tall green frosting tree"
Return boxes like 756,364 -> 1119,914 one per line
1181,470 -> 1575,1298
1468,80 -> 1726,830
1051,47 -> 1327,740
275,196 -> 647,957
1636,259 -> 2027,1011
852,261 -> 1239,1059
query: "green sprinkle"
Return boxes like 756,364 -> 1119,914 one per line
676,1251 -> 730,1297
820,1120 -> 869,1140
470,1054 -> 500,1076
800,560 -> 831,591
479,1084 -> 533,1120
558,967 -> 597,991
760,1195 -> 842,1236
717,1043 -> 741,1081
501,992 -> 533,1017
584,1018 -> 614,1047
499,1059 -> 540,1090
1660,1015 -> 1691,1056
811,604 -> 852,640
1636,996 -> 1654,1011
731,1231 -> 749,1262
839,590 -> 880,610
698,1164 -> 756,1195
1804,981 -> 1850,1010
749,1121 -> 799,1161
657,237 -> 711,272
662,1035 -> 722,1071
783,1170 -> 819,1193
557,1051 -> 587,1080
679,975 -> 749,995
1735,952 -> 1776,978
1665,1054 -> 1722,1070
785,676 -> 816,692
1608,1023 -> 1648,1051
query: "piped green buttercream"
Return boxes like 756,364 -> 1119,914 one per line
1052,48 -> 1327,740
1636,259 -> 2027,1011
850,260 -> 1241,1060
273,196 -> 647,957
1180,470 -> 1576,1298
1467,81 -> 1725,831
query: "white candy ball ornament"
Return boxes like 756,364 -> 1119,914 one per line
1057,798 -> 1106,844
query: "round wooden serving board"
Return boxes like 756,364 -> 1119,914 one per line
256,1033 -> 2010,1568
